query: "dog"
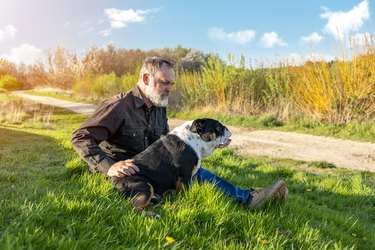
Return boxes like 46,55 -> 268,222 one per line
111,118 -> 232,218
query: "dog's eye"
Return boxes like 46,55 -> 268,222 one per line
215,125 -> 222,133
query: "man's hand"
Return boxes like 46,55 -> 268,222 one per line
107,159 -> 140,177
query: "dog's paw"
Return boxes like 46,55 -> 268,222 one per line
144,211 -> 161,219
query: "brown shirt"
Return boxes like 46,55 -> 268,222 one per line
70,86 -> 169,174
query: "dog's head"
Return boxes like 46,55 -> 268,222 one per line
188,118 -> 232,158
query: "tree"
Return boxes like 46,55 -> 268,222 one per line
46,47 -> 81,89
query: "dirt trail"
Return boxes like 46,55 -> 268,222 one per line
13,92 -> 375,172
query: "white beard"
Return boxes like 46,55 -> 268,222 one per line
144,78 -> 169,107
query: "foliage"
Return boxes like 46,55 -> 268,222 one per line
92,72 -> 121,99
0,75 -> 22,90
120,65 -> 140,92
289,39 -> 375,124
1,34 -> 375,124
0,95 -> 53,127
72,73 -> 95,99
45,47 -> 83,89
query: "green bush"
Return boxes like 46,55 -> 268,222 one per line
0,75 -> 22,91
92,73 -> 121,98
120,67 -> 139,92
72,74 -> 93,98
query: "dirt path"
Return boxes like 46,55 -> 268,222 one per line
14,92 -> 375,172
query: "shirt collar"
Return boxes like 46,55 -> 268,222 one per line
132,86 -> 146,108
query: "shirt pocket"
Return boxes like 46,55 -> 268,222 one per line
122,128 -> 146,153
122,128 -> 144,140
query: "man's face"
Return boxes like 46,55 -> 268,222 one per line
145,64 -> 175,107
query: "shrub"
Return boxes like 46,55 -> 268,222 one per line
72,74 -> 94,98
289,37 -> 375,124
0,75 -> 22,90
92,73 -> 121,98
120,65 -> 140,92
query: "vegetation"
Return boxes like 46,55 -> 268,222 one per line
0,75 -> 22,91
1,35 -> 374,125
0,96 -> 374,249
0,94 -> 54,126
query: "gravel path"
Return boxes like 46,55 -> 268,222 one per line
14,92 -> 375,172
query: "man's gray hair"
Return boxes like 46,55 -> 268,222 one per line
139,57 -> 174,76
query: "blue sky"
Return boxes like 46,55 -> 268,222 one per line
0,0 -> 373,65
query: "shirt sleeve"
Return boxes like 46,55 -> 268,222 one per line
70,101 -> 123,174
71,126 -> 116,174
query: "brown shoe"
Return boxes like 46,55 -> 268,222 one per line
248,180 -> 287,210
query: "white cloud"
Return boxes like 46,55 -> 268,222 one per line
99,29 -> 112,37
105,8 -> 158,29
288,52 -> 335,65
260,32 -> 288,48
208,28 -> 256,45
300,32 -> 323,44
100,8 -> 159,37
0,25 -> 18,41
320,0 -> 370,40
79,27 -> 95,35
2,44 -> 42,65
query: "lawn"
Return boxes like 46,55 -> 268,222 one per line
0,102 -> 374,249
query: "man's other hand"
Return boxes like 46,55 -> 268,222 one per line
107,159 -> 140,177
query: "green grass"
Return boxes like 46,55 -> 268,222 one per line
0,102 -> 374,249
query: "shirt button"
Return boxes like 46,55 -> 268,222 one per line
145,137 -> 148,140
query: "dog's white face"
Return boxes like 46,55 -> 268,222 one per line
170,118 -> 232,159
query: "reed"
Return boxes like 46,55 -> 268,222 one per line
289,36 -> 375,124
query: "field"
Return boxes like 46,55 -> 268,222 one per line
0,96 -> 374,249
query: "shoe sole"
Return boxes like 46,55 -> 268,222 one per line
254,180 -> 286,209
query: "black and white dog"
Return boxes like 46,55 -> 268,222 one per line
111,118 -> 232,218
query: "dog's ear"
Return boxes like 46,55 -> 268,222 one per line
189,119 -> 204,133
200,132 -> 216,142
190,119 -> 217,142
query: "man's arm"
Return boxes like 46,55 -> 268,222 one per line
71,127 -> 139,176
70,97 -> 142,176
71,126 -> 116,174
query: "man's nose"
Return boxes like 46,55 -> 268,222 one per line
165,84 -> 172,93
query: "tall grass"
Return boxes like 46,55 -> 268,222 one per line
39,34 -> 375,125
289,44 -> 375,124
0,95 -> 53,127
173,35 -> 374,124
72,65 -> 140,101
175,55 -> 291,117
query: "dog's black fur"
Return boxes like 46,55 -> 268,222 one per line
111,118 -> 229,218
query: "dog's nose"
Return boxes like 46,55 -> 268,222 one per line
226,129 -> 232,137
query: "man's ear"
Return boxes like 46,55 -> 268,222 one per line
143,73 -> 149,85
190,119 -> 204,133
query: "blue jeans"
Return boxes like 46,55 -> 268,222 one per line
193,167 -> 252,204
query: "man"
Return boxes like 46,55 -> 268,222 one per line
71,56 -> 288,210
